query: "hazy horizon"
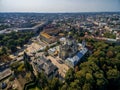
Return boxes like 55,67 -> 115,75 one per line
0,0 -> 120,13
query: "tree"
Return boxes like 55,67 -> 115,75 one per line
69,80 -> 81,90
75,70 -> 85,86
49,78 -> 60,90
94,71 -> 108,89
23,52 -> 32,71
107,69 -> 120,80
0,47 -> 7,55
8,45 -> 17,53
107,68 -> 120,90
60,83 -> 68,90
106,51 -> 114,58
82,83 -> 92,90
85,73 -> 94,83
116,53 -> 120,60
45,46 -> 49,52
17,63 -> 25,72
74,66 -> 79,72
65,68 -> 74,84
37,72 -> 48,88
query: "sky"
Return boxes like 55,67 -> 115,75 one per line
0,0 -> 120,12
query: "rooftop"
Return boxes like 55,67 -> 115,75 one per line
0,69 -> 12,81
66,48 -> 88,67
34,56 -> 58,76
40,32 -> 52,39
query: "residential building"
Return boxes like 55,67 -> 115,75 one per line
33,56 -> 58,79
